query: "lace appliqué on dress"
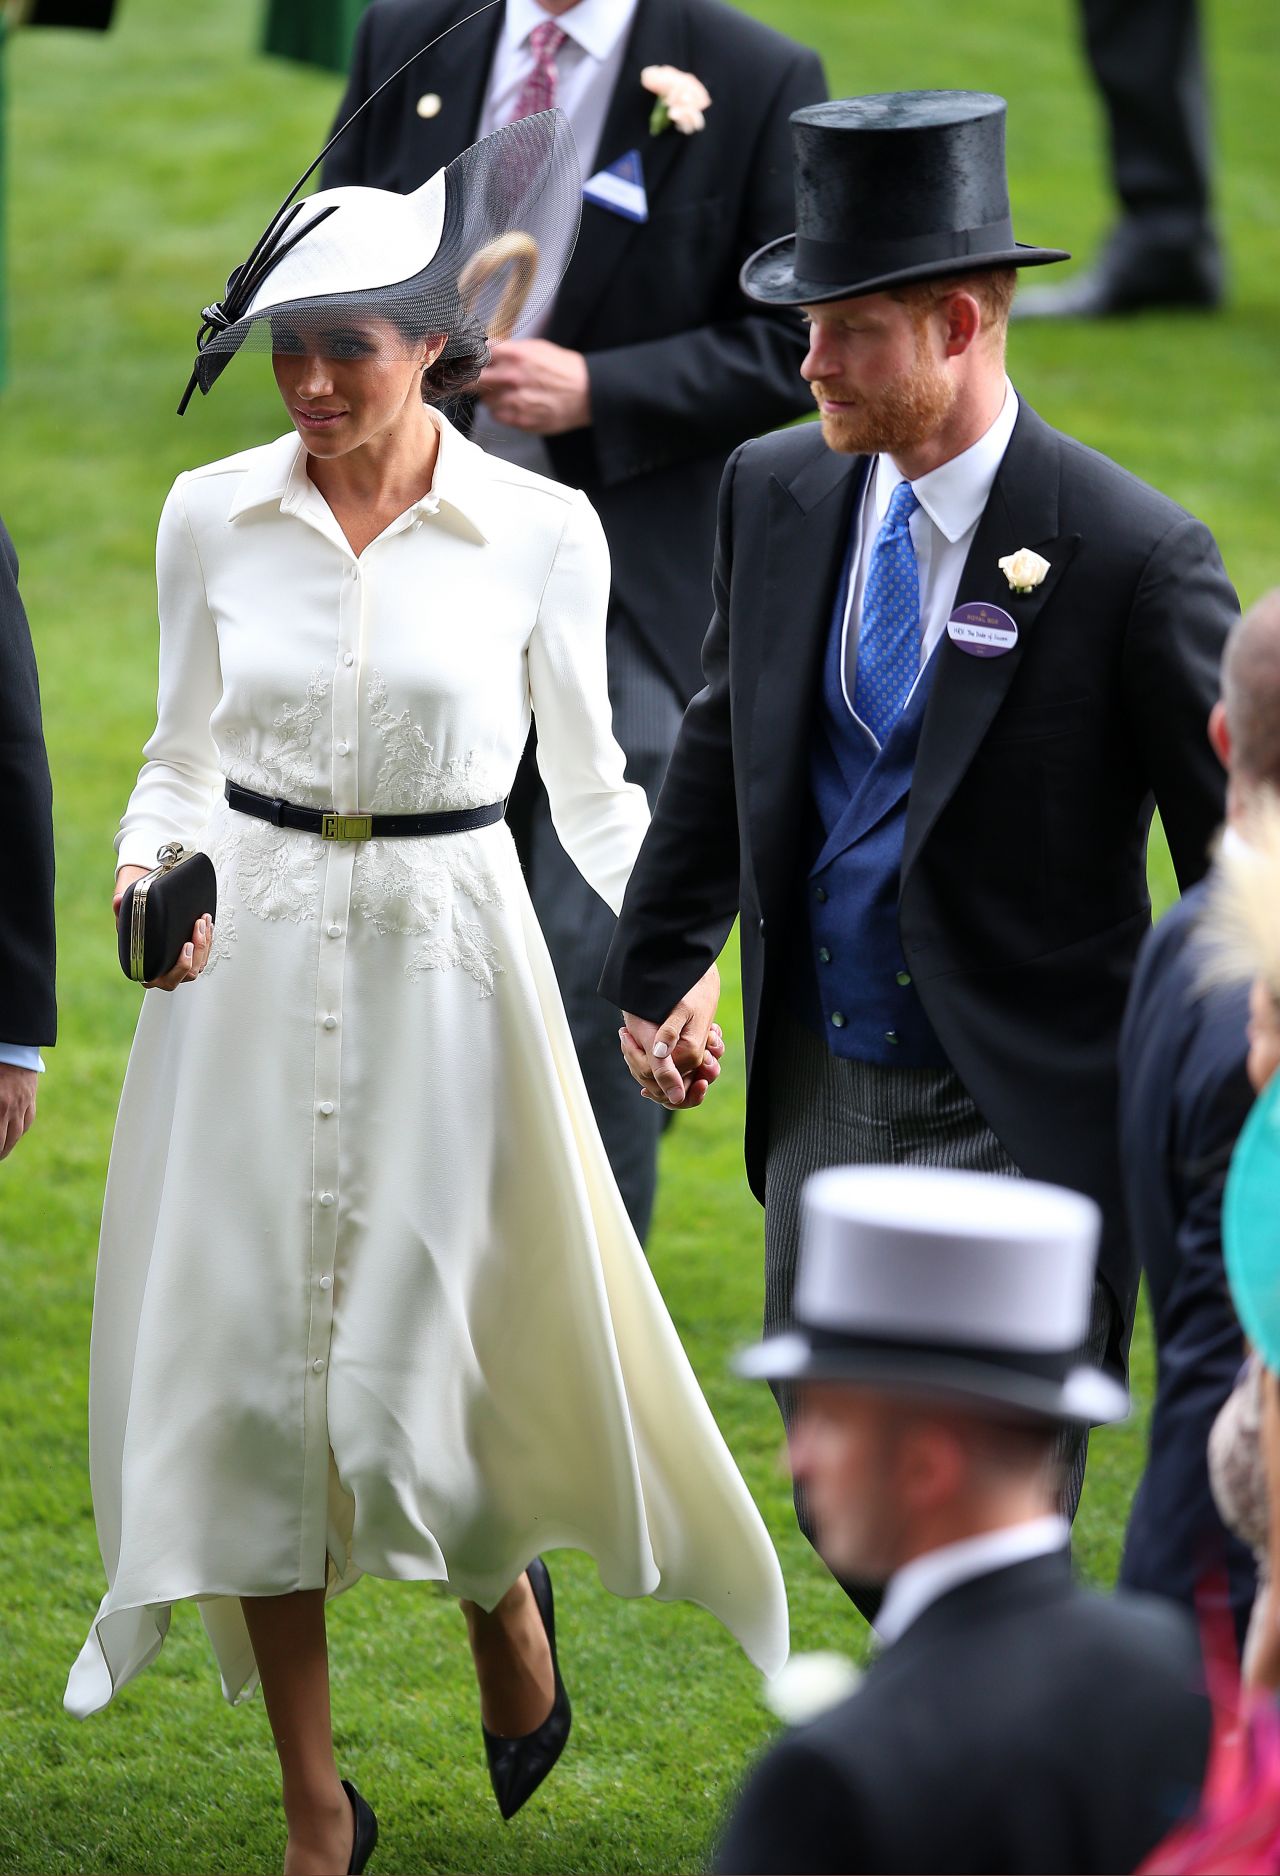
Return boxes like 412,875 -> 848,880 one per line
218,671 -> 327,928
205,671 -> 507,995
353,674 -> 507,995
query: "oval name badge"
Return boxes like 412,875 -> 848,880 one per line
947,601 -> 1019,659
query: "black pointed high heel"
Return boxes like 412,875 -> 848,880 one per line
342,1778 -> 378,1873
481,1556 -> 572,1821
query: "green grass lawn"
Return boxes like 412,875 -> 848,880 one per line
1,1 -> 1277,1870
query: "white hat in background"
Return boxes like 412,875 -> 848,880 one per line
736,1166 -> 1128,1426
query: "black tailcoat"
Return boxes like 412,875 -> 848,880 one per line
1117,879 -> 1258,1637
715,1551 -> 1210,1876
321,0 -> 825,700
0,520 -> 56,1047
600,404 -> 1236,1358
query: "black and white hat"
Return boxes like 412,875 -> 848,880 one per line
737,1166 -> 1127,1427
179,109 -> 581,414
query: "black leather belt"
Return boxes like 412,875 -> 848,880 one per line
225,781 -> 505,841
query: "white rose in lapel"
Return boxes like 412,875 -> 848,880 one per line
641,65 -> 712,136
998,548 -> 1051,595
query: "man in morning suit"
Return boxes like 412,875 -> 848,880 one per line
322,0 -> 825,1243
604,94 -> 1238,1592
0,517 -> 56,1158
1117,593 -> 1280,1643
716,1165 -> 1209,1876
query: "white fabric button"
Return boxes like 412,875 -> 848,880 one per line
319,1274 -> 333,1292
318,1191 -> 335,1207
323,1015 -> 337,1031
327,923 -> 342,938
417,91 -> 442,119
343,652 -> 354,667
318,1100 -> 335,1116
312,1358 -> 326,1374
336,740 -> 350,756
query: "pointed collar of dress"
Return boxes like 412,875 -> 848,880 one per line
227,407 -> 491,544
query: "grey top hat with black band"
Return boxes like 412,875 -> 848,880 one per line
736,1167 -> 1128,1427
740,92 -> 1069,308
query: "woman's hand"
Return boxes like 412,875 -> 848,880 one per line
619,965 -> 724,1110
114,865 -> 214,991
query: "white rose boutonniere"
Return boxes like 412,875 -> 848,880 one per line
998,548 -> 1051,595
641,64 -> 712,136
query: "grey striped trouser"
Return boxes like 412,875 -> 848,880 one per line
764,1017 -> 1114,1558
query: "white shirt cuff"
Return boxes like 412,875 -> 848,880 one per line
0,1045 -> 44,1073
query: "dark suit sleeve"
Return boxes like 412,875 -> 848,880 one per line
0,524 -> 57,1046
318,2 -> 379,188
599,446 -> 744,1018
714,1738 -> 866,1876
1122,514 -> 1236,890
583,48 -> 826,490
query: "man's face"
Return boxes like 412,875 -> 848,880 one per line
799,291 -> 957,458
788,1382 -> 911,1583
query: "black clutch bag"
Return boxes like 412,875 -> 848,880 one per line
117,843 -> 218,983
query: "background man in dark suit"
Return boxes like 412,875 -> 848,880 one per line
0,517 -> 56,1159
604,95 -> 1237,1590
1016,0 -> 1222,318
1118,591 -> 1280,1643
323,0 -> 824,1242
717,1165 -> 1209,1876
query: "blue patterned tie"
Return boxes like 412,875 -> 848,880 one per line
851,480 -> 921,744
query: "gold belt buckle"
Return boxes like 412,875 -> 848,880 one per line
320,812 -> 373,841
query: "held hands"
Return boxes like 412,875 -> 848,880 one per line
620,966 -> 724,1111
476,340 -> 591,435
113,865 -> 214,991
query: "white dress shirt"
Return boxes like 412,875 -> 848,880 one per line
477,0 -> 639,181
841,380 -> 1020,727
0,1044 -> 42,1071
876,1514 -> 1069,1646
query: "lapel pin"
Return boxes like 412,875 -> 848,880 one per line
416,92 -> 443,119
947,601 -> 1019,659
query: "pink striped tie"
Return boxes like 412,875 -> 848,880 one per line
508,18 -> 567,123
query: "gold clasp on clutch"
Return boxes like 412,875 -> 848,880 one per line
320,813 -> 373,842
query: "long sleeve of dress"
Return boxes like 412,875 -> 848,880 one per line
528,489 -> 650,914
116,477 -> 224,871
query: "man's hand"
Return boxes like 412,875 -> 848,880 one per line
620,966 -> 724,1110
476,340 -> 591,435
0,1064 -> 38,1161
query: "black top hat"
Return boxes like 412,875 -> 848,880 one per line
741,92 -> 1068,307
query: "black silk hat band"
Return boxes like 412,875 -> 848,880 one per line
741,92 -> 1069,308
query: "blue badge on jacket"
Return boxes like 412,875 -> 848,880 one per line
583,149 -> 649,223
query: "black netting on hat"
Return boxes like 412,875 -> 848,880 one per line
183,110 -> 581,407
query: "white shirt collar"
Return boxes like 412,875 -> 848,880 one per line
501,0 -> 635,65
875,1514 -> 1069,1646
873,378 -> 1020,544
227,407 -> 490,544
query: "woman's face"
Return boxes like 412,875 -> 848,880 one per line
271,315 -> 446,457
1247,975 -> 1280,1094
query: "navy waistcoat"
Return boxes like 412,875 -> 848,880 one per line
799,518 -> 950,1068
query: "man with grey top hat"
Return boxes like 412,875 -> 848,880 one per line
714,1165 -> 1209,1876
602,91 -> 1236,1594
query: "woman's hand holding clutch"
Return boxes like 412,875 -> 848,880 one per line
113,865 -> 214,991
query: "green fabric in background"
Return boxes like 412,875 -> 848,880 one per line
262,0 -> 373,75
0,16 -> 7,391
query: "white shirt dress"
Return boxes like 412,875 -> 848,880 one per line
64,411 -> 788,1717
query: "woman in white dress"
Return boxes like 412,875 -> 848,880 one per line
65,111 -> 788,1874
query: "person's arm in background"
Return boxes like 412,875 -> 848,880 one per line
0,519 -> 56,1160
1245,1366 -> 1280,1691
